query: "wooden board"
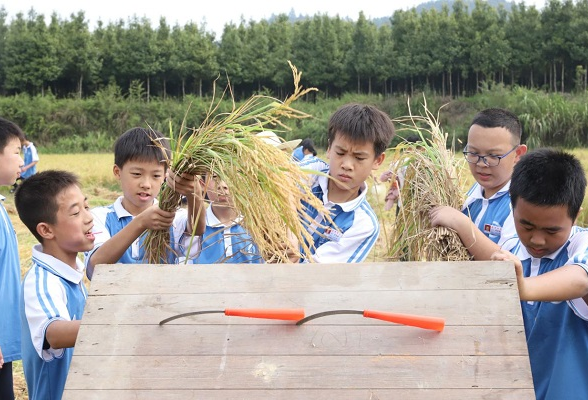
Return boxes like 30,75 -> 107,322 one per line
63,262 -> 534,399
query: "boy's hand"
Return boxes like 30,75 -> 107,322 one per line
166,171 -> 202,199
136,204 -> 176,231
379,170 -> 394,183
491,249 -> 526,297
429,206 -> 466,231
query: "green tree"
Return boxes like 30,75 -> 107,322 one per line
506,3 -> 542,87
348,12 -> 378,94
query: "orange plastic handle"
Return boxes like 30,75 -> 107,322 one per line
224,308 -> 305,320
363,310 -> 445,332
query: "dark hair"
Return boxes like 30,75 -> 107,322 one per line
114,127 -> 171,169
0,117 -> 25,152
15,170 -> 80,243
470,108 -> 523,145
301,138 -> 317,156
327,103 -> 395,156
510,148 -> 586,220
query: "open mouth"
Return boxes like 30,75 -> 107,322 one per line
85,229 -> 97,241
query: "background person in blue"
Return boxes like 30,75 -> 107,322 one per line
430,108 -> 527,260
10,135 -> 39,193
0,117 -> 24,400
191,173 -> 261,264
493,149 -> 588,400
15,170 -> 96,400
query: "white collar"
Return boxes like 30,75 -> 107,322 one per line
113,196 -> 158,219
32,243 -> 85,284
206,204 -> 243,228
469,180 -> 511,201
317,175 -> 368,212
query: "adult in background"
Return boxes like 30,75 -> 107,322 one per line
10,136 -> 39,193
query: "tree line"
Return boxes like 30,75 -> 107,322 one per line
0,0 -> 587,101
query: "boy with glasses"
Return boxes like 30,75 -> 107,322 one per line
429,108 -> 527,259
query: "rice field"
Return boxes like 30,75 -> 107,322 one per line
5,148 -> 588,398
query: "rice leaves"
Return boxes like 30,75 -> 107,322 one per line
386,98 -> 471,261
143,62 -> 330,264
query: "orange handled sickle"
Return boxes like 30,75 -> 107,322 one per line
159,308 -> 305,325
296,309 -> 445,332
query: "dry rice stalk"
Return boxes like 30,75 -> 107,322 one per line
386,97 -> 471,262
143,62 -> 330,263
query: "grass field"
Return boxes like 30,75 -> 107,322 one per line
4,149 -> 588,398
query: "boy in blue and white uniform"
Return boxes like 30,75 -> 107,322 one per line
0,117 -> 24,400
85,128 -> 205,277
191,174 -> 261,264
430,108 -> 527,259
11,136 -> 39,193
299,103 -> 395,263
493,149 -> 588,400
15,171 -> 96,400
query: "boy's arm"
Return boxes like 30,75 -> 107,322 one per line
166,171 -> 205,235
86,205 -> 176,277
492,249 -> 588,302
430,206 -> 501,260
45,320 -> 81,349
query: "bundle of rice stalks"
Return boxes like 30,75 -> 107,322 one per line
144,62 -> 330,264
386,99 -> 471,261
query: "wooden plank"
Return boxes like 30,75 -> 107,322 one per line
74,325 -> 528,357
90,262 -> 517,295
81,289 -> 523,326
63,388 -> 535,400
65,355 -> 533,390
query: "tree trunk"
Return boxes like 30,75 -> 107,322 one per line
530,69 -> 534,88
410,76 -> 414,97
147,76 -> 150,103
511,69 -> 514,86
163,77 -> 167,100
442,72 -> 446,98
561,61 -> 565,93
78,75 -> 83,99
182,78 -> 186,101
199,78 -> 203,98
449,71 -> 453,98
368,76 -> 372,95
476,71 -> 479,92
357,73 -> 360,94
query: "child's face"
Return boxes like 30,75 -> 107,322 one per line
204,175 -> 232,206
114,160 -> 166,215
0,137 -> 23,186
47,185 -> 95,256
466,125 -> 526,198
513,198 -> 574,258
326,133 -> 385,195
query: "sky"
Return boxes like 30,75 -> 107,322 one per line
2,0 -> 547,37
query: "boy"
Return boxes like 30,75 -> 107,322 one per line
492,149 -> 588,400
191,174 -> 261,264
0,117 -> 24,400
15,170 -> 94,400
300,103 -> 395,263
85,127 -> 205,277
10,135 -> 39,193
430,108 -> 527,259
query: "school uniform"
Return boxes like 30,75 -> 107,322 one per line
21,245 -> 87,400
21,142 -> 39,179
301,173 -> 379,263
0,196 -> 21,365
509,227 -> 588,400
462,181 -> 517,250
191,206 -> 260,264
85,197 -> 195,271
292,146 -> 304,162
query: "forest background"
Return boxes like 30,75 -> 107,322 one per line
0,0 -> 588,152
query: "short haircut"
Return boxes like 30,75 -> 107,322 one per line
15,170 -> 80,243
510,148 -> 586,220
301,138 -> 317,156
470,108 -> 522,145
0,117 -> 25,153
114,127 -> 171,169
327,103 -> 395,156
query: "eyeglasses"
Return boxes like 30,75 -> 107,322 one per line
462,145 -> 519,167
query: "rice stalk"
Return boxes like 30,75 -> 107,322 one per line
143,62 -> 330,264
386,97 -> 471,262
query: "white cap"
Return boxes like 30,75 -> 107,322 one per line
255,131 -> 302,152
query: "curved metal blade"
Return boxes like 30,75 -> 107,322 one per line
159,310 -> 224,325
296,310 -> 363,325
